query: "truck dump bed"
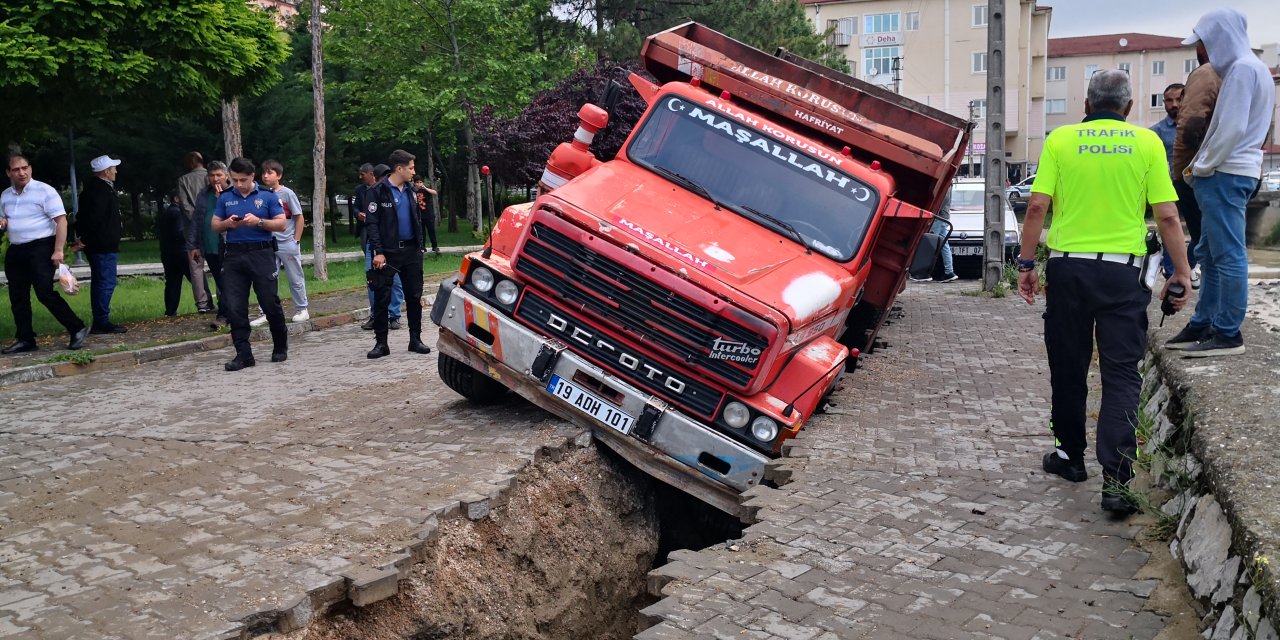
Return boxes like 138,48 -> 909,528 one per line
642,23 -> 973,350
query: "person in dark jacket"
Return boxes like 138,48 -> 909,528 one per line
186,161 -> 230,321
365,150 -> 430,359
156,191 -> 189,316
357,163 -> 403,330
76,154 -> 126,333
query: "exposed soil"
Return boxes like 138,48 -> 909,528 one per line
288,446 -> 660,640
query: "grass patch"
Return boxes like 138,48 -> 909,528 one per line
101,220 -> 481,265
1,255 -> 461,339
42,351 -> 96,365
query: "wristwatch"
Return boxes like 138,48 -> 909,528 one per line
256,219 -> 265,229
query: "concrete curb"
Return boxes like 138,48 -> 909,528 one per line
0,295 -> 435,389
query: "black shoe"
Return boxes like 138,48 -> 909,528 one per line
198,306 -> 215,314
935,273 -> 960,283
215,315 -> 227,324
90,323 -> 127,335
1101,480 -> 1139,515
224,357 -> 256,372
164,311 -> 178,317
68,327 -> 89,350
1165,322 -> 1212,350
389,318 -> 402,330
367,342 -> 390,359
1,341 -> 38,355
1181,332 -> 1245,358
408,340 -> 432,354
271,352 -> 288,363
361,317 -> 375,330
1042,451 -> 1087,482
431,247 -> 441,254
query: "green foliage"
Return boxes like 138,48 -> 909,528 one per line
43,351 -> 96,366
0,0 -> 290,140
325,0 -> 555,148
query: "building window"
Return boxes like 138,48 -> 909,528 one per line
1047,66 -> 1066,81
1150,94 -> 1162,108
971,99 -> 988,120
864,46 -> 901,80
1084,64 -> 1099,79
864,12 -> 899,34
905,12 -> 920,31
1152,60 -> 1165,75
972,52 -> 987,73
826,17 -> 857,47
1118,62 -> 1131,75
1185,58 -> 1197,73
1046,99 -> 1067,115
972,4 -> 988,27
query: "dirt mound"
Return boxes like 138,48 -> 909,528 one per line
293,446 -> 659,640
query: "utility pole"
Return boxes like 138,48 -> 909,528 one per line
967,100 -> 979,176
983,0 -> 1006,291
891,56 -> 903,95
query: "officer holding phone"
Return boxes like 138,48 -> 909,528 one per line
1016,69 -> 1191,515
211,157 -> 289,371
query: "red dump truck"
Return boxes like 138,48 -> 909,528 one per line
431,23 -> 971,516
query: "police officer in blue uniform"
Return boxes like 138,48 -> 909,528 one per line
211,157 -> 289,371
365,149 -> 431,359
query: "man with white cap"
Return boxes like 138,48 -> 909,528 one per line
1164,8 -> 1275,358
77,154 -> 127,333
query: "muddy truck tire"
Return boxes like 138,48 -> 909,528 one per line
438,352 -> 507,404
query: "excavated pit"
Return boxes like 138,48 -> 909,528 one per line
287,440 -> 743,640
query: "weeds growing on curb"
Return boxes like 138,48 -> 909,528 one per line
42,351 -> 96,366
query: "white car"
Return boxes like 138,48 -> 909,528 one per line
946,179 -> 1021,263
1264,170 -> 1280,192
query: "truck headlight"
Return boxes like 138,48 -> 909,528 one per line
1005,231 -> 1020,244
494,279 -> 520,306
471,266 -> 495,293
750,416 -> 778,442
722,402 -> 750,428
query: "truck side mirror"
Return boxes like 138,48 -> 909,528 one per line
908,219 -> 950,281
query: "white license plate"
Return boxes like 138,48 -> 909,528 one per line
546,375 -> 635,434
952,244 -> 983,256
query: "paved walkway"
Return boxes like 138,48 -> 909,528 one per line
639,281 -> 1172,640
0,323 -> 584,639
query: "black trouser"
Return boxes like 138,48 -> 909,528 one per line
372,247 -> 424,341
221,244 -> 287,360
424,216 -> 439,250
160,249 -> 189,315
1174,179 -> 1202,269
207,253 -> 226,316
4,236 -> 85,343
1044,257 -> 1150,484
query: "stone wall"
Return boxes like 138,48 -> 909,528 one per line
1141,338 -> 1279,640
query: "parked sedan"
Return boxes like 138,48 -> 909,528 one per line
1264,170 -> 1280,192
947,179 -> 1021,267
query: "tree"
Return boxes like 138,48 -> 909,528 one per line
325,0 -> 559,226
310,0 -> 329,281
473,63 -> 648,188
0,0 -> 289,146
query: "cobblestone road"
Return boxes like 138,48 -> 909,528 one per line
640,282 -> 1173,640
0,323 -> 583,639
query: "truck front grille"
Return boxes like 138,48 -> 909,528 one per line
517,292 -> 724,418
514,221 -> 769,391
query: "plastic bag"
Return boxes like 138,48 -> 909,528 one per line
56,264 -> 80,295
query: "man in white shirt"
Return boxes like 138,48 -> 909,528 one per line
251,159 -> 310,325
1,154 -> 89,353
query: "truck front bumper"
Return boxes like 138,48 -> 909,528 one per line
432,281 -> 768,518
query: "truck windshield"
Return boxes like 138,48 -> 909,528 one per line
627,95 -> 879,261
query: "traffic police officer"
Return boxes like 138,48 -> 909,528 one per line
1017,69 -> 1192,515
365,149 -> 432,359
211,157 -> 289,371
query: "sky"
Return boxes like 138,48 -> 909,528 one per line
1046,1 -> 1280,49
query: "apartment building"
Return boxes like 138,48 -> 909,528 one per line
802,0 -> 1051,180
1045,33 -> 1195,131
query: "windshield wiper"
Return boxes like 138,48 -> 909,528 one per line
647,165 -> 720,209
735,204 -> 810,254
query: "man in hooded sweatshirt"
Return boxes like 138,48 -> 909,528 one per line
1165,8 -> 1274,358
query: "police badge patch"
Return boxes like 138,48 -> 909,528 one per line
368,202 -> 378,214
254,198 -> 264,209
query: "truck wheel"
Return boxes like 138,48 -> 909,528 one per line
438,352 -> 508,405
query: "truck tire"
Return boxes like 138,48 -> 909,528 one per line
438,352 -> 508,405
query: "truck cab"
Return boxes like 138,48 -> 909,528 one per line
431,23 -> 971,517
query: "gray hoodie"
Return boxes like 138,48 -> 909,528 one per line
1188,8 -> 1275,180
